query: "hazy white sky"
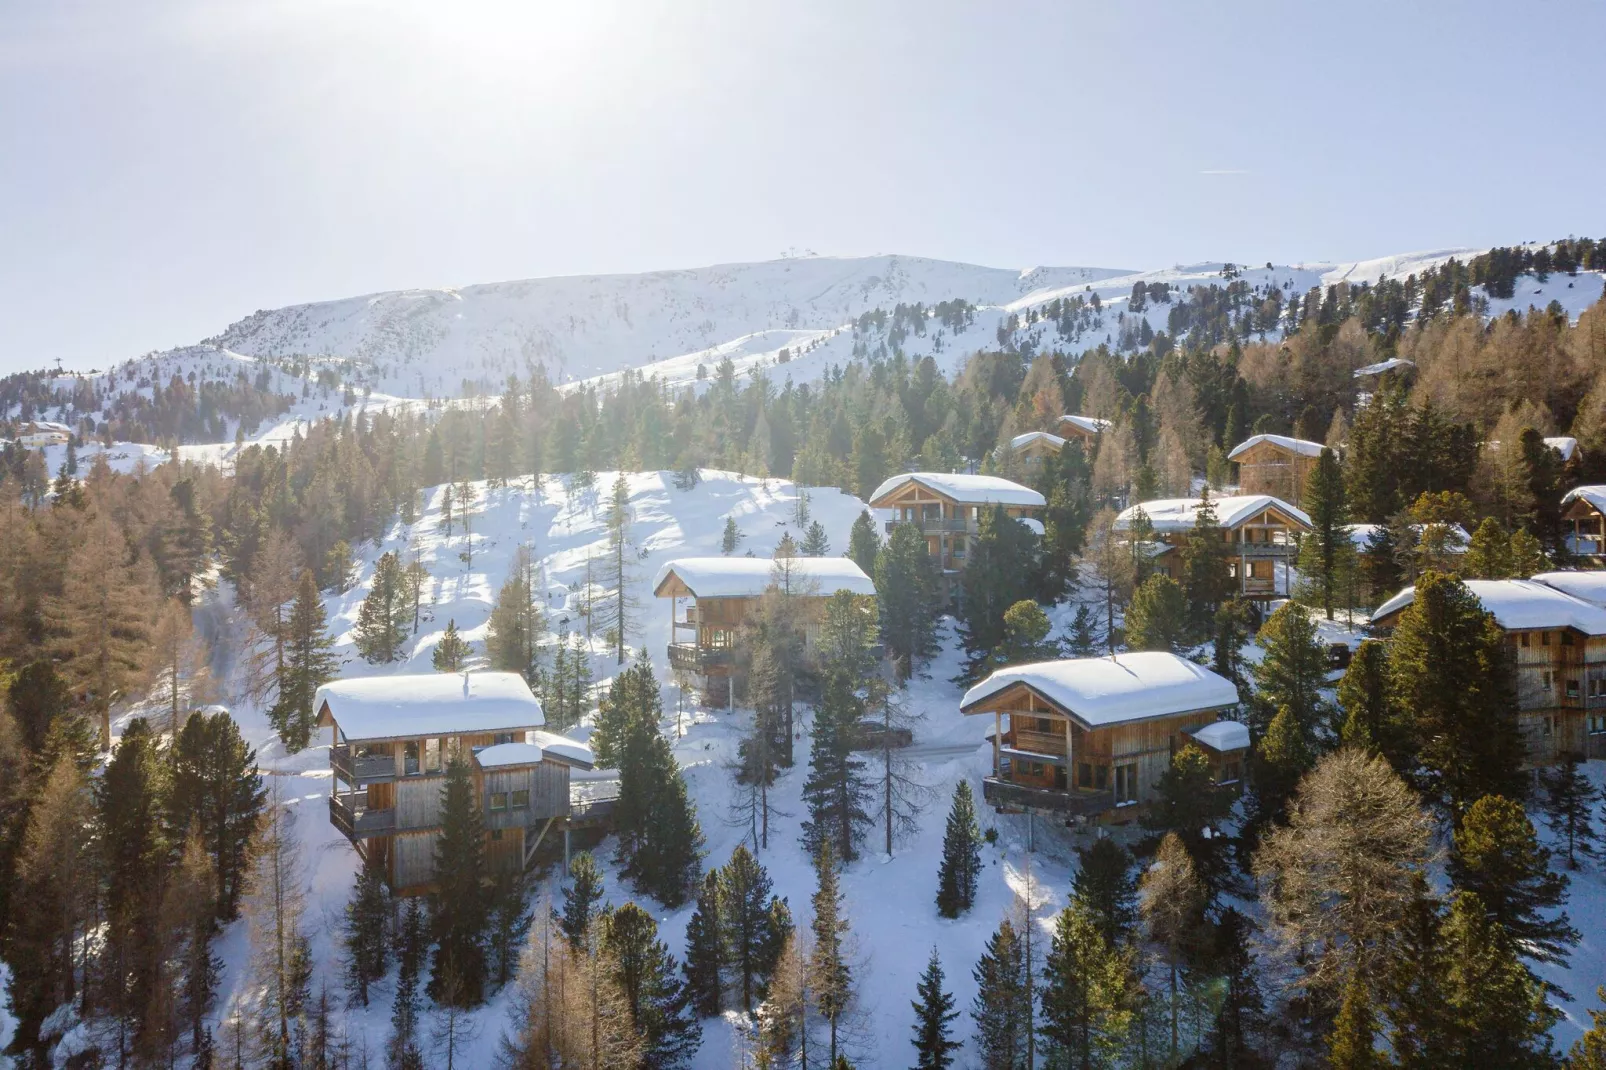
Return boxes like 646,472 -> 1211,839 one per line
3,0 -> 1603,373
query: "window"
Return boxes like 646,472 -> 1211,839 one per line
1589,714 -> 1606,734
1114,763 -> 1139,805
1543,671 -> 1554,691
424,738 -> 441,774
511,789 -> 530,809
490,792 -> 508,811
1029,762 -> 1045,778
1035,717 -> 1052,734
1078,763 -> 1092,788
1568,679 -> 1581,698
1095,765 -> 1109,790
1542,631 -> 1551,646
404,741 -> 420,776
1521,632 -> 1531,648
1563,631 -> 1576,646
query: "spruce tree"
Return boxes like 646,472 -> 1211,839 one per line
1449,793 -> 1577,970
98,718 -> 169,1044
430,754 -> 490,1006
167,708 -> 266,922
1538,756 -> 1599,869
602,473 -> 641,664
600,901 -> 703,1069
1251,601 -> 1328,736
1066,604 -> 1101,657
1071,837 -> 1138,946
971,917 -> 1029,1070
958,506 -> 1040,671
1144,744 -> 1233,895
910,948 -> 961,1070
344,847 -> 390,1008
719,844 -> 790,1013
1438,890 -> 1561,1067
560,851 -> 606,949
486,867 -> 533,992
1124,574 -> 1187,652
1569,988 -> 1606,1070
354,551 -> 411,663
682,871 -> 724,1017
1178,487 -> 1234,634
1038,899 -> 1135,1069
432,618 -> 470,671
1328,972 -> 1385,1070
1296,448 -> 1353,620
485,545 -> 544,683
721,516 -> 745,555
847,511 -> 880,577
1337,639 -> 1403,763
269,569 -> 338,753
389,899 -> 427,1070
801,520 -> 830,556
800,671 -> 873,864
611,656 -> 703,907
809,843 -> 854,1068
935,780 -> 982,918
876,521 -> 941,679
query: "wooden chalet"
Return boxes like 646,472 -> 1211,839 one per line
1114,494 -> 1311,599
1371,579 -> 1606,762
868,472 -> 1045,592
960,653 -> 1245,823
1055,414 -> 1112,447
318,672 -> 597,893
1561,485 -> 1606,562
16,420 -> 71,448
652,555 -> 878,705
1227,434 -> 1324,506
1009,431 -> 1069,473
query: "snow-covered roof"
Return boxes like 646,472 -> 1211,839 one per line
1010,431 -> 1066,451
1114,495 -> 1311,533
1189,720 -> 1250,753
961,653 -> 1240,728
868,472 -> 1045,508
1531,571 -> 1606,609
1344,522 -> 1470,553
1562,485 -> 1606,514
1227,434 -> 1325,460
1353,358 -> 1415,378
316,671 -> 545,742
1059,415 -> 1112,436
651,556 -> 876,599
1372,579 -> 1606,635
1018,517 -> 1045,537
475,731 -> 595,771
1546,436 -> 1579,462
21,420 -> 72,434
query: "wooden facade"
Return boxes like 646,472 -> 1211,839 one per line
1229,437 -> 1322,506
961,682 -> 1244,824
1055,415 -> 1110,447
1142,501 -> 1309,600
1562,491 -> 1606,562
323,711 -> 579,894
868,478 -> 1043,589
1010,433 -> 1066,473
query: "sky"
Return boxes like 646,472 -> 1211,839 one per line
2,0 -> 1604,374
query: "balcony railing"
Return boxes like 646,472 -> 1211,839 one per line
329,792 -> 396,839
331,745 -> 396,783
668,643 -> 736,674
982,777 -> 1115,818
886,516 -> 972,534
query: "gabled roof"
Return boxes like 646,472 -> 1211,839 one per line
1353,358 -> 1415,378
1058,415 -> 1112,436
316,671 -> 545,742
961,653 -> 1240,728
868,472 -> 1045,508
1010,431 -> 1066,451
1531,571 -> 1606,609
1562,485 -> 1606,515
1115,494 -> 1311,533
1227,434 -> 1325,460
1546,436 -> 1579,462
21,420 -> 72,435
474,731 -> 595,771
1344,522 -> 1470,553
651,556 -> 876,599
1371,579 -> 1606,635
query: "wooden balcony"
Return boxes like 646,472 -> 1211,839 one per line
331,745 -> 396,783
983,777 -> 1115,818
668,643 -> 736,674
886,516 -> 971,534
329,791 -> 395,840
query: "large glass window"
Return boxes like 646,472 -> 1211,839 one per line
490,792 -> 508,811
1114,763 -> 1138,805
511,789 -> 530,809
404,741 -> 420,776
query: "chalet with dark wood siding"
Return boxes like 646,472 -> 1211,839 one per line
960,653 -> 1246,824
318,672 -> 595,894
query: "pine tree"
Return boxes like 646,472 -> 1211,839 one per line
167,708 -> 266,922
430,754 -> 490,1006
1464,516 -> 1515,579
1144,743 -> 1233,895
486,545 -> 545,684
847,512 -> 879,577
1125,573 -> 1187,652
1296,448 -> 1353,619
432,618 -> 471,671
876,521 -> 941,680
1066,604 -> 1101,657
972,917 -> 1029,1070
958,506 -> 1041,671
1449,793 -> 1577,970
355,551 -> 412,663
910,948 -> 961,1070
809,843 -> 854,1068
801,520 -> 830,556
1539,756 -> 1599,869
610,656 -> 703,906
719,845 -> 790,1013
602,473 -> 641,664
721,516 -> 745,555
247,785 -> 314,1069
935,780 -> 982,918
1388,571 -> 1525,815
800,671 -> 873,863
1337,639 -> 1404,763
1200,907 -> 1269,1068
990,600 -> 1060,670
1438,890 -> 1561,1067
389,899 -> 427,1070
486,867 -> 534,992
1568,987 -> 1606,1069
99,719 -> 169,1050
344,847 -> 390,1007
1328,971 -> 1385,1069
1178,487 -> 1235,634
269,569 -> 338,753
1384,875 -> 1453,1070
1249,704 -> 1313,833
1038,899 -> 1136,1069
1071,837 -> 1138,946
682,871 -> 724,1017
560,851 -> 606,949
600,901 -> 703,1069
1251,601 -> 1328,736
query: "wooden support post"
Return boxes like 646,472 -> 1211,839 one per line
1064,717 -> 1073,789
993,711 -> 1001,777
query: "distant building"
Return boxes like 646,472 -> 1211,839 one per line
1008,431 -> 1067,472
1371,579 -> 1606,762
960,652 -> 1246,823
1345,522 -> 1470,561
1115,494 -> 1311,599
17,420 -> 71,448
1055,414 -> 1112,448
1227,434 -> 1325,505
868,472 -> 1045,593
652,556 -> 877,705
1560,485 -> 1606,560
318,672 -> 595,893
